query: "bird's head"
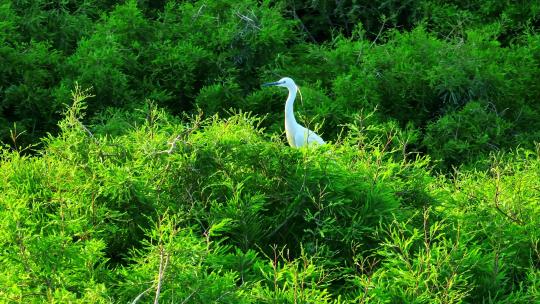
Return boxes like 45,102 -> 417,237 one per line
262,77 -> 296,89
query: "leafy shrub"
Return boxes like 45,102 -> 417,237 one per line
439,151 -> 540,301
349,214 -> 479,303
56,0 -> 150,113
2,89 -> 540,302
420,0 -> 540,42
272,25 -> 540,166
0,40 -> 63,148
157,0 -> 297,109
0,92 -> 430,302
284,0 -> 422,41
287,0 -> 539,42
116,212 -> 248,303
1,1 -> 540,302
423,101 -> 513,169
7,0 -> 107,53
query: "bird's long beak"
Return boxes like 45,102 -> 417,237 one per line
262,81 -> 283,87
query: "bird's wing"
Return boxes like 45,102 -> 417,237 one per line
305,129 -> 325,145
295,127 -> 324,147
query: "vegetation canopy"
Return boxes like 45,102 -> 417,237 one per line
0,0 -> 539,303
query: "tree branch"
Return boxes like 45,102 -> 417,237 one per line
492,165 -> 524,225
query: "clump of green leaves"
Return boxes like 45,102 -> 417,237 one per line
424,101 -> 513,169
2,90 -> 538,302
1,0 -> 540,302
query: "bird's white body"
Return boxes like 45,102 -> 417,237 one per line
264,77 -> 324,148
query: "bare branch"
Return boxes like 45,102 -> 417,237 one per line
154,231 -> 171,304
370,17 -> 387,48
235,11 -> 261,30
492,164 -> 524,225
156,112 -> 203,154
78,121 -> 96,139
180,289 -> 199,304
289,2 -> 317,43
131,286 -> 153,304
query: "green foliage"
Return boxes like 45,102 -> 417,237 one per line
57,0 -> 149,112
437,151 -> 540,301
2,0 -> 539,166
288,0 -> 539,42
8,0 -> 107,53
283,0 -> 422,41
1,0 -> 540,302
267,24 -> 539,169
1,0 -> 299,144
421,0 -> 540,42
116,212 -> 248,303
424,101 -> 513,169
0,40 -> 63,148
2,91 -> 538,301
351,214 -> 477,303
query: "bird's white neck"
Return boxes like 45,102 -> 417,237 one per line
285,85 -> 298,127
284,84 -> 299,146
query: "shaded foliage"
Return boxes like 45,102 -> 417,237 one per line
1,0 -> 540,302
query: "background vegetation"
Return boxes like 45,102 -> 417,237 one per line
1,0 -> 539,302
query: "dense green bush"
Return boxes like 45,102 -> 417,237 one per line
423,101 -> 513,169
270,25 -> 540,168
1,0 -> 299,145
1,0 -> 539,302
2,0 -> 539,167
0,38 -> 63,147
0,0 -> 119,147
1,91 -> 538,302
288,0 -> 539,42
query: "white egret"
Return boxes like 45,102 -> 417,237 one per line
262,77 -> 325,148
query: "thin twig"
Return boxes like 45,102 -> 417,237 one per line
78,121 -> 96,139
156,113 -> 202,154
235,11 -> 261,30
180,289 -> 199,304
370,18 -> 387,48
154,243 -> 170,304
131,286 -> 153,304
157,134 -> 184,155
356,18 -> 387,65
192,4 -> 206,21
290,2 -> 317,43
492,165 -> 524,225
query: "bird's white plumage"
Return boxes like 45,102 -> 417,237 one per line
263,77 -> 325,148
292,125 -> 324,147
